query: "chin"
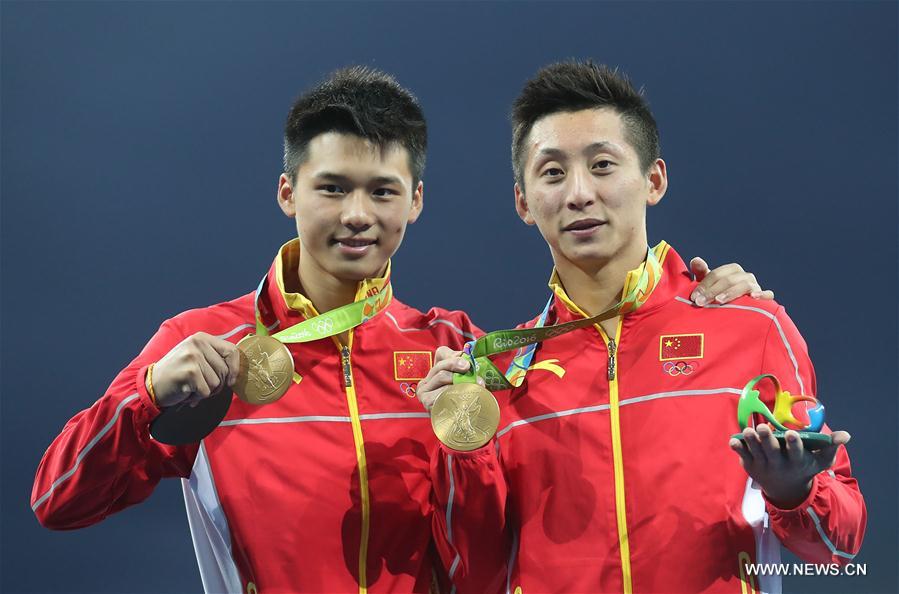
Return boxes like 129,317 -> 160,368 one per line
333,260 -> 385,282
562,245 -> 615,267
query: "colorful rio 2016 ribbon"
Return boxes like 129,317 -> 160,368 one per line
736,373 -> 826,433
431,246 -> 664,452
455,244 -> 663,393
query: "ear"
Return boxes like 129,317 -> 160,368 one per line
277,173 -> 296,217
646,158 -> 668,207
407,180 -> 424,224
514,182 -> 536,225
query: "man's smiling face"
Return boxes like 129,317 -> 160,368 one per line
515,107 -> 666,272
279,131 -> 423,283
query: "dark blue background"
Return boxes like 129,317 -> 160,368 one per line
2,2 -> 896,592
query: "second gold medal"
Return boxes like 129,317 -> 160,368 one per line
430,383 -> 500,451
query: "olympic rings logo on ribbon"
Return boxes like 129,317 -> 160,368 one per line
400,382 -> 417,398
484,369 -> 504,390
663,361 -> 695,376
313,318 -> 335,334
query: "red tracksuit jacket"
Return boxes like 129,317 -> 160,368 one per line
430,242 -> 866,594
32,240 -> 480,594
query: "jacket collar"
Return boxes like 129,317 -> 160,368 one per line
547,241 -> 688,323
261,239 -> 391,327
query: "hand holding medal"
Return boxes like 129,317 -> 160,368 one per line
150,275 -> 392,445
426,346 -> 501,452
145,332 -> 241,445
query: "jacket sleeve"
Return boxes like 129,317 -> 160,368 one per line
31,317 -> 200,530
760,306 -> 866,564
430,440 -> 511,594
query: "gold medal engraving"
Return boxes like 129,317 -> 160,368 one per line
234,335 -> 293,405
430,383 -> 500,451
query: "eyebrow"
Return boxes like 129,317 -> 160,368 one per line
370,175 -> 405,188
314,172 -> 406,188
536,141 -> 624,160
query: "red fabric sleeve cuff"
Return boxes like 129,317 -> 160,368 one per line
437,439 -> 497,460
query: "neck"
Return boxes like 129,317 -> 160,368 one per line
553,240 -> 648,317
296,256 -> 360,316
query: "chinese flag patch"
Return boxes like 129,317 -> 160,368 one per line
659,334 -> 704,361
394,351 -> 433,381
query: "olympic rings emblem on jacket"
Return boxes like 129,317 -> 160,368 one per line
663,361 -> 695,376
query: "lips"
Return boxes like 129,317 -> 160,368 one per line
334,237 -> 377,247
333,236 -> 378,258
563,218 -> 606,232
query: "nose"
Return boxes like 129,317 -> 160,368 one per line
566,166 -> 596,211
340,190 -> 375,231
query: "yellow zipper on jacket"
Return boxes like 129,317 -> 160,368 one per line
738,551 -> 758,594
336,332 -> 370,594
596,319 -> 633,594
546,243 -> 671,594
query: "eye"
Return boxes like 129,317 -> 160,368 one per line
319,184 -> 344,195
372,188 -> 398,198
592,160 -> 614,170
541,167 -> 564,178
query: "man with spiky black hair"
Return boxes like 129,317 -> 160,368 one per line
32,66 -> 475,594
419,61 -> 866,594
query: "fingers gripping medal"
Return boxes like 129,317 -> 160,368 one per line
150,276 -> 294,443
152,274 -> 393,443
431,349 -> 500,451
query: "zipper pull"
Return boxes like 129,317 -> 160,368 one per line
607,338 -> 617,380
341,345 -> 352,387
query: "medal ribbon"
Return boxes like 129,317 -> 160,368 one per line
252,274 -> 393,343
455,246 -> 662,391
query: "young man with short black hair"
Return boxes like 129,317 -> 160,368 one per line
419,61 -> 866,594
32,66 -> 477,594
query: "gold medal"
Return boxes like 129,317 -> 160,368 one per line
430,383 -> 500,451
234,335 -> 294,405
